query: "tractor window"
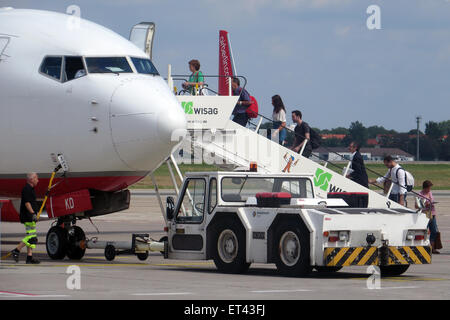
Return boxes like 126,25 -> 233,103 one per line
176,178 -> 206,223
40,56 -> 63,81
208,178 -> 217,214
63,56 -> 86,81
221,177 -> 314,202
280,179 -> 314,198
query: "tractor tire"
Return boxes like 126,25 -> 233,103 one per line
274,221 -> 312,277
211,218 -> 250,274
380,265 -> 410,277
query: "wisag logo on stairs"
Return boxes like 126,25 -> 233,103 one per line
182,101 -> 194,114
314,168 -> 333,191
181,101 -> 219,115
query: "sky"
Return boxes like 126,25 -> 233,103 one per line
2,0 -> 450,132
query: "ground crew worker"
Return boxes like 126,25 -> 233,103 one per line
10,172 -> 41,264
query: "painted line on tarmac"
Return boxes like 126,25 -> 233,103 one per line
0,291 -> 69,298
368,286 -> 420,290
0,261 -> 214,268
131,292 -> 192,296
350,277 -> 448,282
0,263 -> 147,268
250,289 -> 312,293
153,262 -> 214,267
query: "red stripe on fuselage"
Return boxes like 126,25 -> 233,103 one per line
0,175 -> 146,198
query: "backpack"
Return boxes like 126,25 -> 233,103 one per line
246,96 -> 258,119
395,167 -> 414,192
309,127 -> 321,149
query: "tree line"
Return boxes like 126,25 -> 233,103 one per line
258,120 -> 450,161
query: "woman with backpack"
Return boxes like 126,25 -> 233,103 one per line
271,95 -> 287,145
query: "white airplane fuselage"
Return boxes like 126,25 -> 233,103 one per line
0,8 -> 186,199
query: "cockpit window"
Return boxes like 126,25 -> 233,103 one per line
40,56 -> 63,81
131,57 -> 159,75
85,57 -> 133,74
63,56 -> 86,82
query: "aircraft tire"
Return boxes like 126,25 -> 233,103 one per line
46,226 -> 68,260
66,226 -> 86,260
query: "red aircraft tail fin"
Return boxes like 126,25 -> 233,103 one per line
218,30 -> 235,95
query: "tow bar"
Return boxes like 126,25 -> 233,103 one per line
83,234 -> 168,261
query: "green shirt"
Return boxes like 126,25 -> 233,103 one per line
188,71 -> 204,95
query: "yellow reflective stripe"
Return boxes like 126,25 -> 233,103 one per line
403,246 -> 421,264
416,246 -> 431,263
344,247 -> 363,266
327,247 -> 349,266
357,247 -> 377,266
26,229 -> 36,234
391,247 -> 408,264
22,234 -> 36,248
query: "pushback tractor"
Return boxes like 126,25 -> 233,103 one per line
163,171 -> 432,276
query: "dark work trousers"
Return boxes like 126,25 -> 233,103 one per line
232,113 -> 249,127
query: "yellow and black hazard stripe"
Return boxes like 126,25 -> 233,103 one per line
324,246 -> 432,267
324,247 -> 379,267
387,246 -> 431,265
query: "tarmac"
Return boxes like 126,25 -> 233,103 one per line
1,190 -> 449,300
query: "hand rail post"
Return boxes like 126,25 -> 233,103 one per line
299,139 -> 308,157
255,116 -> 263,132
343,160 -> 352,177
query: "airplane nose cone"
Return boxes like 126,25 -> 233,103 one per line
110,78 -> 187,171
156,96 -> 187,146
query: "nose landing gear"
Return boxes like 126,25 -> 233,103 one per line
46,221 -> 86,260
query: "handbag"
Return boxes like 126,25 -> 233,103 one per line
435,232 -> 443,250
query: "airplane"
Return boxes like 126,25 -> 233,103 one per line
0,8 -> 186,260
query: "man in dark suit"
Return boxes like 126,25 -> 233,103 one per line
347,142 -> 368,188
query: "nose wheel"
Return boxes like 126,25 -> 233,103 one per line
46,223 -> 86,260
46,226 -> 68,260
67,226 -> 86,260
